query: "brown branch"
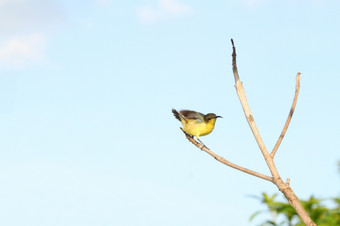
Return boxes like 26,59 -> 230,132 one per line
180,128 -> 274,183
231,39 -> 240,82
230,39 -> 316,226
270,73 -> 301,158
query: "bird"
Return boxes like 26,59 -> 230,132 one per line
172,108 -> 222,147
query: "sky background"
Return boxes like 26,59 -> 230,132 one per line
0,0 -> 340,225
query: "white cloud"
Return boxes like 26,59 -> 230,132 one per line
0,34 -> 46,67
137,0 -> 192,23
0,0 -> 64,68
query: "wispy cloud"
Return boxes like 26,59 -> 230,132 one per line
137,0 -> 192,23
0,0 -> 65,68
0,34 -> 46,67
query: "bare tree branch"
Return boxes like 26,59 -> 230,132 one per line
230,39 -> 316,226
231,40 -> 273,165
270,73 -> 301,158
180,128 -> 274,182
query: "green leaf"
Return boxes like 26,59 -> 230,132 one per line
249,210 -> 262,222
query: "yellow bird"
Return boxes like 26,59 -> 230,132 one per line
172,108 -> 222,145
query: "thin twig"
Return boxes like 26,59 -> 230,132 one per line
231,39 -> 240,82
180,128 -> 274,182
270,73 -> 301,158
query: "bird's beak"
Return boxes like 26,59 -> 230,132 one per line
216,116 -> 223,118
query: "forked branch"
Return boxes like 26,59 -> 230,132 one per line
230,39 -> 316,225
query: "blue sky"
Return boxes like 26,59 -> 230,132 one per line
0,0 -> 340,225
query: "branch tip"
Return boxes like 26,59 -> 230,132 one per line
271,73 -> 301,158
231,39 -> 239,82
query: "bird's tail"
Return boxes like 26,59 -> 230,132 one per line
172,108 -> 181,121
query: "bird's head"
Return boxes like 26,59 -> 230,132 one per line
204,113 -> 222,123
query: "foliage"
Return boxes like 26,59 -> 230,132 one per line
250,192 -> 340,226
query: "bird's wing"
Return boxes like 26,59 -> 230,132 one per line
180,110 -> 204,122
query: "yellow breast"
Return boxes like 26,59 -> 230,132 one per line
181,118 -> 217,138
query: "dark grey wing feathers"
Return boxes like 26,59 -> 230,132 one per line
180,110 -> 204,122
